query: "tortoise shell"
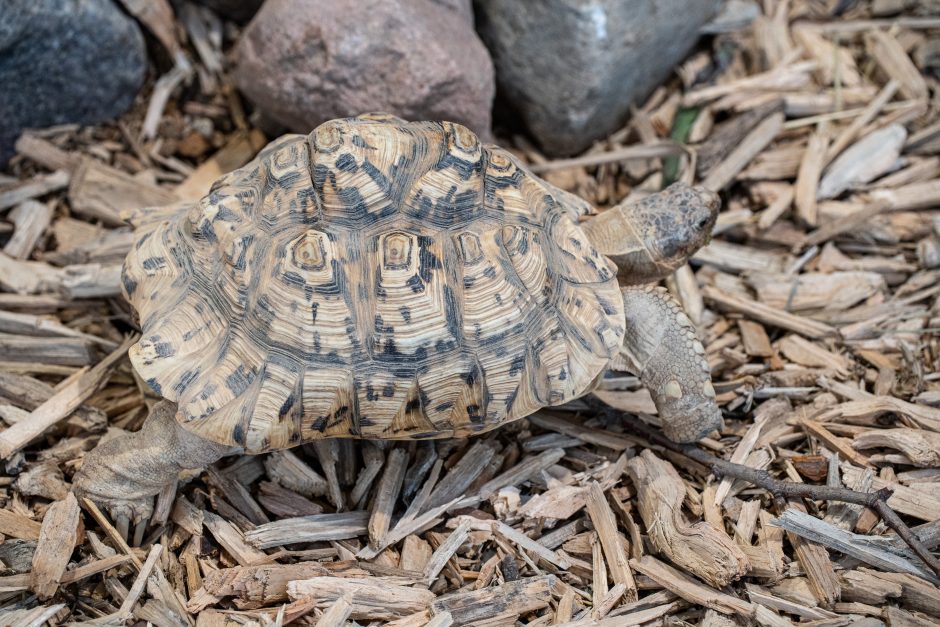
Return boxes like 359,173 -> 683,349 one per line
122,114 -> 625,453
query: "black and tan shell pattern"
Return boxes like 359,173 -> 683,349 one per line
122,115 -> 625,453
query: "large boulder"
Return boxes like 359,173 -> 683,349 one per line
233,0 -> 494,137
0,0 -> 147,164
475,0 -> 721,156
191,0 -> 263,22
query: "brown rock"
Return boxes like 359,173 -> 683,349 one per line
233,0 -> 494,137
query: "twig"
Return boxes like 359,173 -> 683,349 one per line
527,143 -> 686,173
618,413 -> 940,578
0,335 -> 136,459
119,543 -> 163,617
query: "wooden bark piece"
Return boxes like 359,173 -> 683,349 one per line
4,200 -> 53,259
781,499 -> 841,607
287,576 -> 434,620
424,519 -> 471,585
202,510 -> 268,566
0,336 -> 133,459
738,320 -> 774,357
315,597 -> 353,627
853,428 -> 940,467
0,509 -> 42,540
0,170 -> 69,211
245,511 -> 369,549
29,492 -> 81,600
191,561 -> 365,611
702,112 -> 785,192
702,286 -> 839,340
866,29 -> 929,100
68,158 -> 177,225
585,482 -> 638,602
629,555 -> 754,617
369,447 -> 408,547
626,450 -> 749,587
430,575 -> 554,624
818,124 -> 907,200
773,508 -> 937,581
264,449 -> 329,497
118,543 -> 163,618
476,447 -> 565,500
795,131 -> 827,225
425,441 -> 495,510
697,101 -> 785,177
870,569 -> 940,618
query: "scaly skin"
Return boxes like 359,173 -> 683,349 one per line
619,286 -> 722,442
581,183 -> 722,442
73,400 -> 236,525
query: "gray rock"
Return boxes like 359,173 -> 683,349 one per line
475,0 -> 721,156
0,0 -> 147,164
192,0 -> 263,22
233,0 -> 494,138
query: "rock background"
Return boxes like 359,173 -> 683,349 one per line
192,0 -> 264,22
233,0 -> 495,139
0,0 -> 719,165
475,0 -> 721,156
0,0 -> 147,163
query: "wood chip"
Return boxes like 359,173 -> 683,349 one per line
629,555 -> 754,617
288,577 -> 435,621
702,112 -> 785,192
68,159 -> 177,225
245,511 -> 369,549
29,493 -> 80,600
430,576 -> 554,625
585,482 -> 637,602
0,171 -> 69,211
0,335 -> 134,459
627,450 -> 749,587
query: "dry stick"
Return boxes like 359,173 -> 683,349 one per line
118,543 -> 163,617
618,414 -> 940,578
527,143 -> 686,174
81,498 -> 144,570
824,79 -> 900,164
0,335 -> 136,459
798,200 -> 890,250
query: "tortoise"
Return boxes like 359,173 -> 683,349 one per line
74,113 -> 721,528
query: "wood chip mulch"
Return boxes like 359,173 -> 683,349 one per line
0,1 -> 939,625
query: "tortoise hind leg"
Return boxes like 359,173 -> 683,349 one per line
73,400 -> 236,536
619,286 -> 722,442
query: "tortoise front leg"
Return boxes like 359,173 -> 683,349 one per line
73,400 -> 236,537
619,286 -> 722,442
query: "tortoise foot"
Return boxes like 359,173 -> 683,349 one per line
72,485 -> 153,543
73,400 -> 233,542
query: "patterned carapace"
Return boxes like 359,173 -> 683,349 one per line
122,114 -> 625,452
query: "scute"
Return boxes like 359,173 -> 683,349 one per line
124,115 -> 625,452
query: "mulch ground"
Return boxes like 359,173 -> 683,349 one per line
1,1 -> 940,625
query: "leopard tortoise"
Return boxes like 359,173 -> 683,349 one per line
74,113 -> 721,529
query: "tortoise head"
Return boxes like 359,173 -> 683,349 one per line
582,183 -> 720,284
